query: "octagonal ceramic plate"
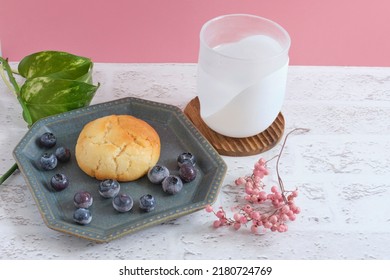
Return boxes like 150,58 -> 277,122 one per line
13,97 -> 227,242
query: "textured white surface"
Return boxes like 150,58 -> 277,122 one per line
1,64 -> 390,260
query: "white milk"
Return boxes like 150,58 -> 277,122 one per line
197,34 -> 288,138
215,35 -> 283,60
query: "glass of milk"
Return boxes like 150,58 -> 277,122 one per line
197,14 -> 291,138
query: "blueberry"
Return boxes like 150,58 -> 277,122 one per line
139,194 -> 156,212
147,165 -> 169,184
162,175 -> 183,195
39,132 -> 56,148
112,193 -> 134,213
99,179 -> 121,198
73,208 -> 92,225
40,152 -> 58,170
55,146 -> 71,162
50,173 -> 69,191
74,191 -> 93,208
177,152 -> 196,167
179,163 -> 197,183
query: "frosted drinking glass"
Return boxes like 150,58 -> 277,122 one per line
197,14 -> 291,138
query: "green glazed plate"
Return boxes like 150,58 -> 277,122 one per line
13,97 -> 227,243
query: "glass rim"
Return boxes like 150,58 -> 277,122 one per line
199,14 -> 291,62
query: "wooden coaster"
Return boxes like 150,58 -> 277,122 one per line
184,97 -> 285,156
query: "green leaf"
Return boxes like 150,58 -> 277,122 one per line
1,50 -> 100,185
20,77 -> 99,123
18,50 -> 93,81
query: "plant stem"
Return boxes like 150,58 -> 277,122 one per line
0,58 -> 29,184
276,128 -> 310,200
0,57 -> 33,126
0,64 -> 17,97
0,163 -> 18,185
0,57 -> 20,94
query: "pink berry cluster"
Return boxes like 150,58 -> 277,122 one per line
205,128 -> 309,234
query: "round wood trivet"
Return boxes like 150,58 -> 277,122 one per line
184,97 -> 285,156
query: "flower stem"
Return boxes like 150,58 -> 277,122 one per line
0,163 -> 18,185
276,128 -> 310,200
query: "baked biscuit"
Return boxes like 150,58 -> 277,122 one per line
75,115 -> 160,181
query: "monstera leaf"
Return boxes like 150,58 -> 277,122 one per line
1,50 -> 99,126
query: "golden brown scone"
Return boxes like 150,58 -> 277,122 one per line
75,115 -> 160,181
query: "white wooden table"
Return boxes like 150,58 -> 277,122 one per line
1,63 -> 389,259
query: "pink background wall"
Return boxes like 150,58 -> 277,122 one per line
1,0 -> 389,66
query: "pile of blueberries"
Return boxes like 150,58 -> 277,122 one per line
37,132 -> 198,226
72,179 -> 157,225
148,152 -> 197,194
38,132 -> 71,191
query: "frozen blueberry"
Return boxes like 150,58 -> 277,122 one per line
50,173 -> 69,191
40,152 -> 58,170
179,163 -> 197,183
147,165 -> 169,184
112,193 -> 134,213
73,208 -> 92,225
162,175 -> 183,195
55,146 -> 71,162
139,194 -> 156,212
99,179 -> 120,198
177,152 -> 196,167
39,132 -> 56,148
74,191 -> 93,208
